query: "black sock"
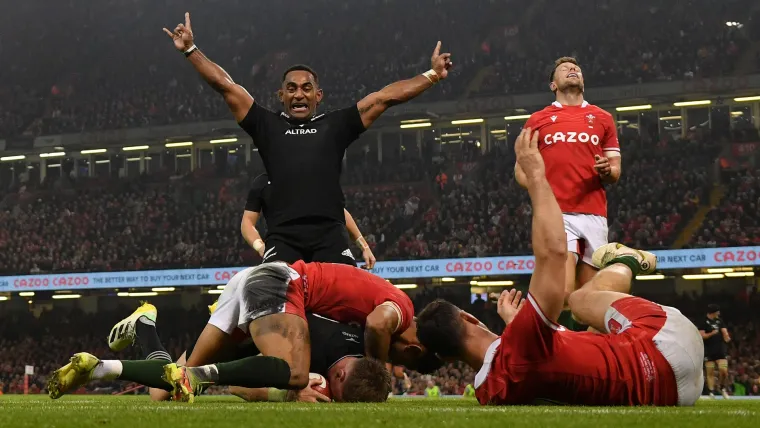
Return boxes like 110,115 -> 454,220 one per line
607,255 -> 642,276
135,319 -> 172,362
212,356 -> 292,389
120,360 -> 173,391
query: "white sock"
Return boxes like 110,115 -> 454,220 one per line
91,360 -> 123,381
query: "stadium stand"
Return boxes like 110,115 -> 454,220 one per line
2,0 -> 760,405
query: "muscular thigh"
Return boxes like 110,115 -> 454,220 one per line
249,313 -> 311,375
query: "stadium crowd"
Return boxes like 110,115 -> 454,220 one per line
0,0 -> 755,137
688,168 -> 760,248
0,130 -> 727,275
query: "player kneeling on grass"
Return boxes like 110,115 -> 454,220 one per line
416,128 -> 704,406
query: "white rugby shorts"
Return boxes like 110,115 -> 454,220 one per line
563,213 -> 608,266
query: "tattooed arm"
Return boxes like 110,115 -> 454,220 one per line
356,42 -> 452,128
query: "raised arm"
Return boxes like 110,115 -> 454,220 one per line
356,41 -> 453,128
163,12 -> 253,122
517,128 -> 568,322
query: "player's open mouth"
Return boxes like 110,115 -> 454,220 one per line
291,103 -> 309,113
567,73 -> 579,78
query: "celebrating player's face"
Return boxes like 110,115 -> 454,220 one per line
279,70 -> 323,120
553,62 -> 584,93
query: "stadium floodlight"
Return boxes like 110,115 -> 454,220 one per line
122,145 -> 149,151
81,149 -> 107,154
730,111 -> 744,116
635,274 -> 665,280
152,287 -> 176,292
706,268 -> 734,274
95,160 -> 110,164
617,120 -> 630,125
659,115 -> 682,121
441,277 -> 456,282
734,95 -> 760,102
725,272 -> 754,278
165,142 -> 193,148
52,294 -> 81,299
126,157 -> 152,162
46,163 -> 61,168
682,274 -> 724,280
504,115 -> 531,121
117,292 -> 158,297
0,296 -> 8,301
451,118 -> 484,125
39,152 -> 66,158
490,129 -> 507,134
673,100 -> 711,107
208,289 -> 224,294
393,283 -> 418,289
216,285 -> 226,289
210,138 -> 238,144
175,153 -> 192,158
400,119 -> 430,124
19,292 -> 34,297
0,155 -> 26,161
615,104 -> 652,112
471,280 -> 514,287
400,122 -> 431,129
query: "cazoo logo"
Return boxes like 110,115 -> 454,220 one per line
544,131 -> 600,145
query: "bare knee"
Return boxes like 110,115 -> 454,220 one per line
567,287 -> 591,312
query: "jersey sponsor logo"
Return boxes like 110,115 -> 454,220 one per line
341,331 -> 360,343
544,131 -> 600,145
284,128 -> 317,135
342,249 -> 355,260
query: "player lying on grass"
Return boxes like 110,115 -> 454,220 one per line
416,128 -> 704,406
49,310 -> 392,402
160,260 -> 439,402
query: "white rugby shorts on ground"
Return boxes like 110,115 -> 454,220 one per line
563,213 -> 608,266
604,297 -> 705,406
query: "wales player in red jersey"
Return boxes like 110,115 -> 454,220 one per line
156,261 -> 431,402
419,128 -> 703,406
515,57 -> 622,321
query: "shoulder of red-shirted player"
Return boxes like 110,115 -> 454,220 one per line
590,104 -> 614,119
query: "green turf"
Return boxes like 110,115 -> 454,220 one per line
0,395 -> 757,428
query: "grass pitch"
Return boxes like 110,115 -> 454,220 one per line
0,395 -> 757,428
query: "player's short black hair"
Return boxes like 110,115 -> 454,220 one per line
282,64 -> 319,84
414,351 -> 445,375
416,299 -> 467,359
707,304 -> 720,314
342,358 -> 391,402
549,56 -> 580,82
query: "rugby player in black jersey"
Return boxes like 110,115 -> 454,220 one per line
49,308 -> 394,402
163,12 -> 451,264
242,173 -> 375,268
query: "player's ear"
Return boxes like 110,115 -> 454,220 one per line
277,89 -> 285,103
315,87 -> 323,104
336,368 -> 347,382
549,82 -> 557,93
460,310 -> 480,326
